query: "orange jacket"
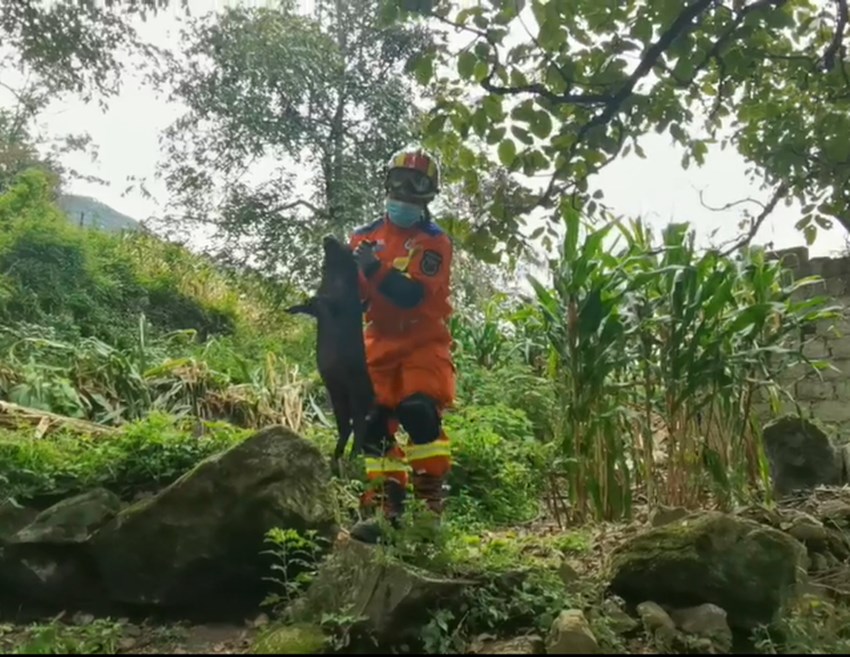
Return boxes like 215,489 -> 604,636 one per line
349,215 -> 453,366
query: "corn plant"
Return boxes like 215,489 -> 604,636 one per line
528,209 -> 636,523
530,211 -> 840,522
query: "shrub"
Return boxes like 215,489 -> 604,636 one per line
0,412 -> 250,501
445,403 -> 545,528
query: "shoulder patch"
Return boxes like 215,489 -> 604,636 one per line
420,249 -> 443,277
353,218 -> 384,236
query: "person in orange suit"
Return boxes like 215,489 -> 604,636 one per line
347,145 -> 454,544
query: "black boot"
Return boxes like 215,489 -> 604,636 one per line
350,478 -> 407,544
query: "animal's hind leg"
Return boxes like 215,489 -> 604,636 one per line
354,399 -> 394,458
326,383 -> 352,477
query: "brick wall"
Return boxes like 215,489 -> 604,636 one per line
762,246 -> 850,440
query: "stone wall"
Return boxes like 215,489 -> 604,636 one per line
763,246 -> 850,440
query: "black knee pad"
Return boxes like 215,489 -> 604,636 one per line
396,393 -> 441,445
361,405 -> 395,457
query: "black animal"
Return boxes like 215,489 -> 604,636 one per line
286,235 -> 389,474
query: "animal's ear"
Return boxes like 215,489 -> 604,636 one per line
285,298 -> 317,317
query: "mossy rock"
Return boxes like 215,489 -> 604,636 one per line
607,511 -> 807,630
91,426 -> 338,612
11,488 -> 121,545
0,488 -> 121,606
290,538 -> 471,646
0,499 -> 37,543
252,623 -> 325,654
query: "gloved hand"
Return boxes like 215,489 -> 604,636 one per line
354,241 -> 380,276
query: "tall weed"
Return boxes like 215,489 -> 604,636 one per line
530,212 -> 839,521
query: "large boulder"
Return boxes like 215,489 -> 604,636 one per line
607,511 -> 807,630
0,488 -> 121,605
290,538 -> 470,646
762,416 -> 844,496
90,426 -> 338,612
0,498 -> 38,542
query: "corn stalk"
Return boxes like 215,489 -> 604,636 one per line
530,214 -> 840,522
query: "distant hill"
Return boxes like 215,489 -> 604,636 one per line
57,194 -> 142,232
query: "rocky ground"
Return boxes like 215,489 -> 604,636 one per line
4,419 -> 850,654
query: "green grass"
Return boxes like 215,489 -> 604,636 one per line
0,412 -> 251,502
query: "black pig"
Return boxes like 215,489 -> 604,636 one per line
286,235 -> 389,474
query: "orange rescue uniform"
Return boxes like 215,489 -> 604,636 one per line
348,215 -> 455,498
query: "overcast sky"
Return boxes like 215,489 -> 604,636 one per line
9,0 -> 847,260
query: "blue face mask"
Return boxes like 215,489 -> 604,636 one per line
386,199 -> 423,228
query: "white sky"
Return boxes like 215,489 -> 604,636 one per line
8,0 -> 848,261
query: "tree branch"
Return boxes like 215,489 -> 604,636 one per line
717,182 -> 790,257
532,0 -> 718,208
273,198 -> 322,215
698,188 -> 767,212
822,0 -> 848,72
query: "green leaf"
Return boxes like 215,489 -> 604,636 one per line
472,107 -> 488,137
482,95 -> 504,121
457,51 -> 476,79
414,53 -> 434,85
511,126 -> 533,145
530,111 -> 553,139
486,126 -> 507,144
498,138 -> 517,166
458,146 -> 476,168
804,224 -> 817,245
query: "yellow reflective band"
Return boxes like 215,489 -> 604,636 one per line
365,457 -> 411,475
406,441 -> 452,462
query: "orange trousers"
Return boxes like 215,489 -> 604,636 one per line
361,343 -> 454,502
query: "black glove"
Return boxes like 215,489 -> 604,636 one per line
354,241 -> 380,277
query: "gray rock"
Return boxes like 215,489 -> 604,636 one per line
670,603 -> 732,652
636,601 -> 675,632
0,498 -> 37,541
600,598 -> 639,634
289,538 -> 470,644
546,609 -> 598,654
810,552 -> 830,572
91,426 -> 338,611
0,489 -> 121,605
785,512 -> 828,543
636,601 -> 676,652
608,511 -> 807,630
650,506 -> 690,527
12,488 -> 121,544
762,416 -> 843,496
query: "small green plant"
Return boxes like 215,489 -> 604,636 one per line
376,497 -> 460,574
261,527 -> 329,614
319,607 -> 369,652
6,619 -> 124,655
421,608 -> 463,654
445,403 -> 545,529
752,595 -> 850,654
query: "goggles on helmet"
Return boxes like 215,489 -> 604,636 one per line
385,167 -> 436,199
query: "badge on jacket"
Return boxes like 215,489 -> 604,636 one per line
420,250 -> 443,277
